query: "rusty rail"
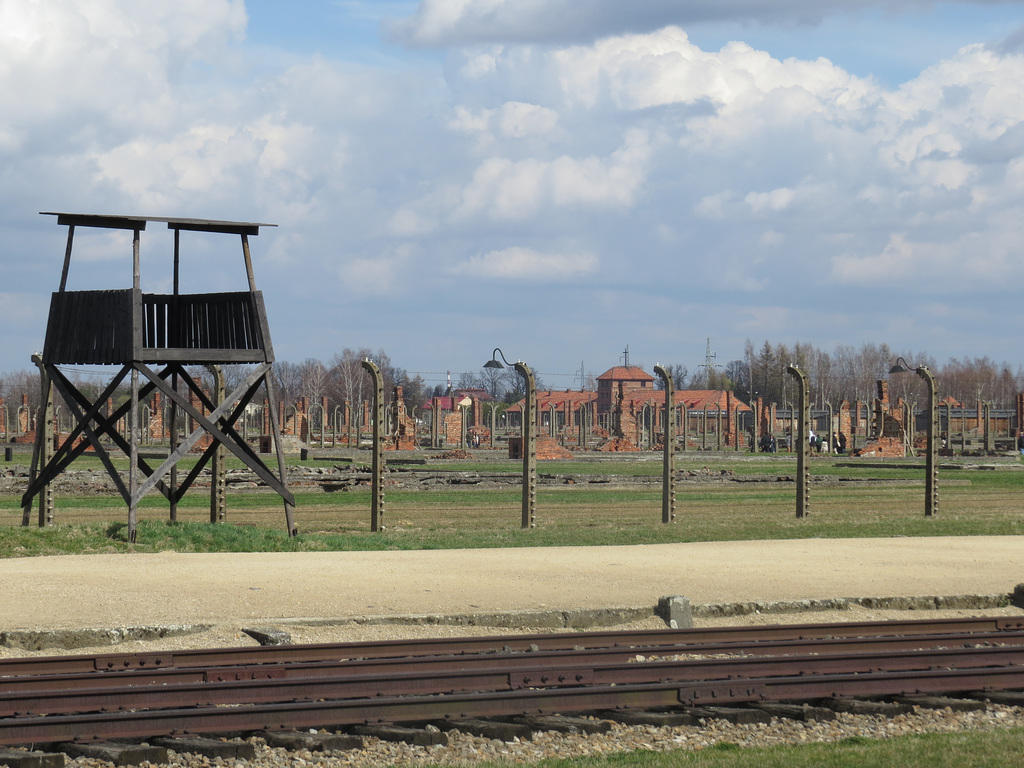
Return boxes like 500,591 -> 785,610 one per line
2,615 -> 1020,678
1,618 -> 1023,746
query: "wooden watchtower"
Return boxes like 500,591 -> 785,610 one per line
21,213 -> 296,542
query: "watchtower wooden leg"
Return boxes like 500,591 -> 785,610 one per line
262,372 -> 296,537
169,369 -> 178,522
208,365 -> 226,524
22,356 -> 53,527
128,366 -> 140,543
38,369 -> 54,527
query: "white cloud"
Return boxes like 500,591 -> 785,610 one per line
459,246 -> 598,280
830,227 -> 1024,289
0,0 -> 246,139
694,191 -> 735,219
450,105 -> 495,134
449,101 -> 559,141
745,188 -> 796,214
459,47 -> 502,78
454,129 -> 651,220
497,101 -> 560,138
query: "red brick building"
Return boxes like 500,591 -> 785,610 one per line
504,365 -> 752,451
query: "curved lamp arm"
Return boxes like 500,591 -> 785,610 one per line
484,347 -> 515,369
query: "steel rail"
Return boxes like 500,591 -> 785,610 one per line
2,642 -> 1024,719
1,663 -> 1024,746
3,628 -> 1023,696
2,616 -> 1020,678
1,628 -> 1023,701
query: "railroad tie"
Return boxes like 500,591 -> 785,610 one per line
819,698 -> 912,716
0,748 -> 64,768
426,719 -> 534,742
593,710 -> 699,727
753,703 -> 837,722
56,741 -> 168,767
150,737 -> 256,760
684,706 -> 772,725
504,715 -> 613,734
260,730 -> 365,752
892,695 -> 988,713
348,725 -> 447,746
967,690 -> 1024,707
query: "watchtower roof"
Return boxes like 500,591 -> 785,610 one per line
41,212 -> 276,236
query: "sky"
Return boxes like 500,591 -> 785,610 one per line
3,0 -> 1024,393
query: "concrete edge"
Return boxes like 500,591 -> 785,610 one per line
0,624 -> 213,652
279,593 -> 1014,629
2,593 -> 1015,650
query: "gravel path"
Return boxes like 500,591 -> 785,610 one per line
1,536 -> 1021,631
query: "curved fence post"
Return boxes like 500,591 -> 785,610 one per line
654,365 -> 675,524
515,361 -> 537,529
786,364 -> 810,519
361,359 -> 386,532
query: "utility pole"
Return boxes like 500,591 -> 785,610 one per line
700,338 -> 721,386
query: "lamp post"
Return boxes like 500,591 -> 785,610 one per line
485,348 -> 536,529
889,357 -> 937,517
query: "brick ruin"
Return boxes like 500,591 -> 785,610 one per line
855,380 -> 912,458
3,366 -> 1021,456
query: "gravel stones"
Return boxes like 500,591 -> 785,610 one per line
137,704 -> 1024,768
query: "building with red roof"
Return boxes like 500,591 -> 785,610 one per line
501,364 -> 752,451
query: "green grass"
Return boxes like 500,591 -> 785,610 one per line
508,728 -> 1024,768
2,453 -> 1022,555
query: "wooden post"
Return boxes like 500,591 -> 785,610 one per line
23,354 -> 54,527
263,371 -> 296,536
169,382 -> 179,521
58,225 -> 75,293
128,366 -> 140,543
208,365 -> 226,523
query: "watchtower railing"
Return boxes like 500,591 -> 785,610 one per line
43,289 -> 270,365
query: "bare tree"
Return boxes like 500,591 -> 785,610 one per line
457,371 -> 484,391
330,349 -> 369,412
653,364 -> 688,391
273,361 -> 303,406
297,357 -> 329,402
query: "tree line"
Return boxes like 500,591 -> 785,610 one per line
1,341 -> 1021,418
656,341 -> 1022,411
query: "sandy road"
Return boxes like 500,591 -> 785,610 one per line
0,536 -> 1020,631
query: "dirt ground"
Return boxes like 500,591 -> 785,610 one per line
0,536 -> 1021,656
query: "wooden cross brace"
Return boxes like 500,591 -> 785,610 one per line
21,362 -> 294,515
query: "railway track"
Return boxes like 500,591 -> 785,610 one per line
1,616 -> 1023,762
